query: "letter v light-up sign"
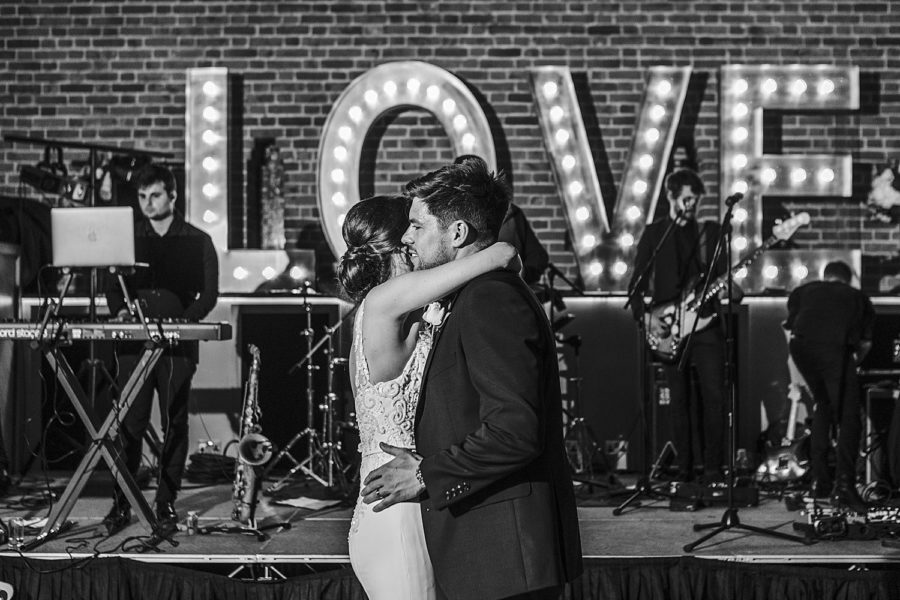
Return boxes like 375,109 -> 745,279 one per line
317,61 -> 496,258
186,67 -> 288,293
720,65 -> 858,291
531,66 -> 691,291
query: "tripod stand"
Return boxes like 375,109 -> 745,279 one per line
264,297 -> 356,494
683,194 -> 810,551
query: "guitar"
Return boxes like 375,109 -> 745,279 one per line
756,360 -> 810,484
645,211 -> 810,363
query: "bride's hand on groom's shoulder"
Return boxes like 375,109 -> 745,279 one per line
360,443 -> 425,512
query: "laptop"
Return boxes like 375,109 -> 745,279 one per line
51,207 -> 136,268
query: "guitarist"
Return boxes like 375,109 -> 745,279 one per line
630,168 -> 742,485
784,261 -> 874,513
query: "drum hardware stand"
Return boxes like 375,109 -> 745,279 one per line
264,298 -> 358,494
683,193 -> 810,551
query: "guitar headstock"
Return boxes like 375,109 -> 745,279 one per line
772,212 -> 810,241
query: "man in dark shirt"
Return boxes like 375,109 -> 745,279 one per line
785,261 -> 874,512
629,168 -> 739,484
103,164 -> 218,533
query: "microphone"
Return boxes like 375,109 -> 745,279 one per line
725,192 -> 743,207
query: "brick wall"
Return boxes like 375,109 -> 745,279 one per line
2,1 -> 900,290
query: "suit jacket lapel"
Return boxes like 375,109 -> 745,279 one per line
414,292 -> 457,427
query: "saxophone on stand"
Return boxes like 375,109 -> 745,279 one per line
232,344 -> 273,526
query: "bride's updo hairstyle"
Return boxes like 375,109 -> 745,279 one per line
338,194 -> 411,303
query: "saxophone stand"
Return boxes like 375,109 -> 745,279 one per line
202,469 -> 291,542
683,194 -> 811,551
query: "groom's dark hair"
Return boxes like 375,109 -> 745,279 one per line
405,156 -> 510,249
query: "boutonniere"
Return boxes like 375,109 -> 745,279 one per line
422,301 -> 450,332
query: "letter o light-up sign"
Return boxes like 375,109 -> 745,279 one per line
317,61 -> 497,258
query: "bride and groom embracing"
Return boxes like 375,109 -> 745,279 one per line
338,157 -> 583,600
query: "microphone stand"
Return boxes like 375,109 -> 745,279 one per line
613,214 -> 683,515
683,196 -> 810,551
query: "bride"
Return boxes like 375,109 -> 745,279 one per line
338,194 -> 517,600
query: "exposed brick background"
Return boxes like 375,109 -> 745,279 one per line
2,0 -> 900,292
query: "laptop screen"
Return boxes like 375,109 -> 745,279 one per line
51,207 -> 136,268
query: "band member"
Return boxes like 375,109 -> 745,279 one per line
629,168 -> 742,484
103,164 -> 219,534
785,261 -> 874,512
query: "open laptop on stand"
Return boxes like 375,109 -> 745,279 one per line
41,207 -> 150,334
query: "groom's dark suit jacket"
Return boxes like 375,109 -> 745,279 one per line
415,270 -> 583,600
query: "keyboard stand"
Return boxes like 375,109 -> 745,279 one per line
22,341 -> 166,550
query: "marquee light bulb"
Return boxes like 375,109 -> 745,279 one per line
289,266 -> 305,280
731,127 -> 749,143
791,168 -> 807,184
348,106 -> 363,122
589,261 -> 603,276
364,90 -> 378,105
203,210 -> 218,223
201,130 -> 221,145
442,98 -> 456,115
581,234 -> 596,249
761,167 -> 777,184
732,103 -> 749,119
542,81 -> 559,100
763,265 -> 779,279
407,78 -> 421,93
625,205 -> 642,221
453,114 -> 467,131
333,145 -> 348,161
338,126 -> 352,142
732,154 -> 748,170
655,80 -> 672,97
638,154 -> 653,170
568,180 -> 584,196
632,180 -> 648,195
202,183 -> 219,198
332,192 -> 346,206
202,81 -> 221,97
262,266 -> 277,280
649,104 -> 666,121
383,81 -> 397,95
426,85 -> 440,101
462,133 -> 476,149
762,78 -> 778,95
818,168 -> 835,184
735,267 -> 748,280
561,154 -> 576,170
792,265 -> 809,280
732,207 -> 748,223
232,266 -> 249,280
817,79 -> 835,96
202,157 -> 220,172
732,180 -> 748,194
202,106 -> 221,122
549,106 -> 565,123
619,233 -> 635,248
733,236 -> 749,251
790,79 -> 807,96
331,168 -> 345,184
644,128 -> 660,144
613,261 -> 628,276
555,129 -> 570,145
575,206 -> 590,221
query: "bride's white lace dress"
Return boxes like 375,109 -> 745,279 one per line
348,299 -> 436,600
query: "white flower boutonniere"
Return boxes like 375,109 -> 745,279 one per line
422,301 -> 450,332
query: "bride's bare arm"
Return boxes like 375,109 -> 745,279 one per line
366,242 -> 518,320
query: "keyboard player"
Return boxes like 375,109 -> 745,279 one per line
103,163 -> 218,535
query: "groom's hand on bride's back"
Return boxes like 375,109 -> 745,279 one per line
360,442 -> 425,512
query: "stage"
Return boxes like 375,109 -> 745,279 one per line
0,472 -> 898,599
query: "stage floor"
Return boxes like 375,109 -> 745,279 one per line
1,472 -> 898,567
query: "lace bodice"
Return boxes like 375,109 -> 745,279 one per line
352,299 -> 433,479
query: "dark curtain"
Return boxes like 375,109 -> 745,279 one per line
0,556 -> 897,600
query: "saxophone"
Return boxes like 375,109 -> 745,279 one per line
231,344 -> 273,525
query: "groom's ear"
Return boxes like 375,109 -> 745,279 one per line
448,219 -> 474,248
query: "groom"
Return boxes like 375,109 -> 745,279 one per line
361,158 -> 583,600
